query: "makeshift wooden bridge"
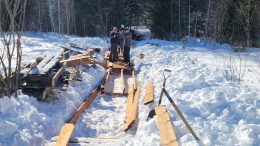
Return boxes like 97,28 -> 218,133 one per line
53,49 -> 179,146
54,49 -> 141,146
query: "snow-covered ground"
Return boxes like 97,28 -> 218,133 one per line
0,31 -> 260,146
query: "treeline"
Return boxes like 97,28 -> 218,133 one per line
0,0 -> 259,47
150,0 -> 260,48
24,0 -> 146,36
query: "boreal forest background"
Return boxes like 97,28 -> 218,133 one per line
0,0 -> 260,47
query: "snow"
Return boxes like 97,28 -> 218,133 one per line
129,39 -> 260,146
1,31 -> 260,146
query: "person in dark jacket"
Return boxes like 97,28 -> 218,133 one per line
118,24 -> 125,54
123,27 -> 132,63
109,27 -> 119,62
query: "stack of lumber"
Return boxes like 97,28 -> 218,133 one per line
19,43 -> 103,100
20,54 -> 63,100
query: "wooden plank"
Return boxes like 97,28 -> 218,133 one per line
107,62 -> 130,70
124,84 -> 134,131
52,67 -> 64,88
40,55 -> 61,73
67,60 -> 93,67
61,46 -> 86,54
55,124 -> 75,146
60,56 -> 104,67
60,56 -> 91,63
103,69 -> 111,94
29,55 -> 61,74
130,84 -> 141,123
69,87 -> 100,124
155,106 -> 178,146
120,69 -> 125,94
126,84 -> 134,114
124,84 -> 141,131
132,71 -> 137,90
144,81 -> 154,105
36,55 -> 54,69
55,87 -> 100,146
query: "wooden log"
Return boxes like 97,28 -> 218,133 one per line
124,84 -> 141,131
155,106 -> 178,146
55,123 -> 75,146
144,81 -> 154,105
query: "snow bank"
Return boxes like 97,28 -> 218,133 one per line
0,33 -> 107,146
129,40 -> 260,146
0,66 -> 105,146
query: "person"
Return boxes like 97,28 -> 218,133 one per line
109,27 -> 119,62
123,27 -> 132,63
118,24 -> 125,54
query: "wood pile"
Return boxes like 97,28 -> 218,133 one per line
19,43 -> 102,100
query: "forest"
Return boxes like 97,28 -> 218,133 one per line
0,0 -> 260,47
